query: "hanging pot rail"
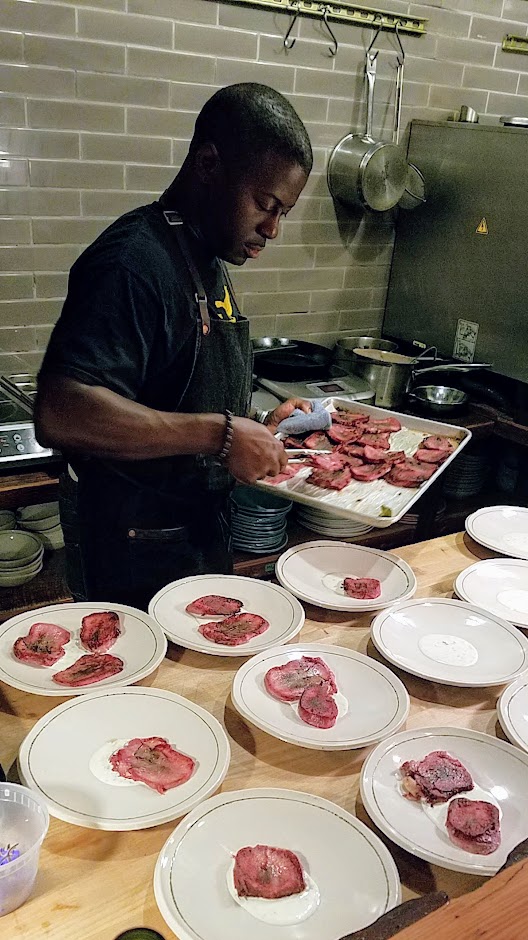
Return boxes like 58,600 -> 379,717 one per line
223,0 -> 427,37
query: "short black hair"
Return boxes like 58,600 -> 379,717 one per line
190,83 -> 313,176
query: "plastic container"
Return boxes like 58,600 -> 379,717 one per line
0,783 -> 49,916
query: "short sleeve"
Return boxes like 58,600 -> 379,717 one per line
40,262 -> 160,400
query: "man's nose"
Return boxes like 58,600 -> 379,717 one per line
258,211 -> 281,240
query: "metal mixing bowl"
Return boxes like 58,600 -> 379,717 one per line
409,385 -> 468,415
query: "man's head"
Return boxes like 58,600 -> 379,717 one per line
180,83 -> 312,264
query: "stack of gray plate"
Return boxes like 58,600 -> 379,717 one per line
442,448 -> 490,499
17,501 -> 64,550
230,485 -> 292,554
401,498 -> 446,527
0,530 -> 44,587
296,503 -> 373,539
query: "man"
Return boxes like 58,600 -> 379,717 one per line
35,83 -> 313,610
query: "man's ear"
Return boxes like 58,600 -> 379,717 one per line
193,142 -> 224,186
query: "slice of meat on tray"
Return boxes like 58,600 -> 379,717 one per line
309,466 -> 352,490
446,798 -> 501,856
282,435 -> 307,449
234,845 -> 305,899
359,432 -> 391,449
309,452 -> 347,471
109,736 -> 195,794
400,751 -> 474,804
338,453 -> 364,468
80,611 -> 121,654
263,464 -> 301,485
368,417 -> 402,433
330,410 -> 369,426
303,431 -> 332,451
327,424 -> 362,445
414,447 -> 450,464
386,460 -> 436,488
337,442 -> 365,458
199,612 -> 269,646
363,444 -> 398,464
186,595 -> 243,616
298,681 -> 338,729
350,463 -> 392,482
52,652 -> 124,687
343,577 -> 381,600
264,655 -> 337,702
422,435 -> 453,452
13,622 -> 71,667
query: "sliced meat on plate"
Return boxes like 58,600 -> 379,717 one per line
422,435 -> 453,452
198,612 -> 269,646
350,463 -> 392,482
330,411 -> 369,426
233,845 -> 305,899
13,622 -> 71,667
414,447 -> 450,464
264,655 -> 337,702
309,452 -> 347,471
298,681 -> 338,729
359,432 -> 391,449
308,466 -> 352,491
386,460 -> 436,488
303,431 -> 332,451
52,652 -> 124,687
446,798 -> 501,856
109,736 -> 195,794
263,464 -> 301,485
343,577 -> 381,600
400,750 -> 474,804
327,424 -> 362,445
186,595 -> 243,616
80,610 -> 121,654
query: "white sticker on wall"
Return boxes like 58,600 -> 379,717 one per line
453,318 -> 479,362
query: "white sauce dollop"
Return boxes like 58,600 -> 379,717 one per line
226,858 -> 320,925
89,738 -> 141,788
418,634 -> 478,667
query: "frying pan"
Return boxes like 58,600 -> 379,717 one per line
252,339 -> 333,381
327,50 -> 408,212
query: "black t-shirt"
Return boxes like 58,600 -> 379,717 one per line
40,200 -> 239,413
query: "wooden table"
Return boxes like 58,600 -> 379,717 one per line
1,531 -> 515,939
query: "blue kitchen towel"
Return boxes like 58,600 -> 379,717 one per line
276,399 -> 331,436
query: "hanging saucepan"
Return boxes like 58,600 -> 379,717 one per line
327,49 -> 408,212
252,339 -> 333,381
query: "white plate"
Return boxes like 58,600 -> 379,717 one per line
466,506 -> 528,560
370,597 -> 528,687
497,677 -> 528,753
149,575 -> 304,657
360,726 -> 528,876
0,602 -> 167,696
19,687 -> 230,830
154,787 -> 401,940
232,643 -> 409,750
276,541 -> 417,612
455,558 -> 528,628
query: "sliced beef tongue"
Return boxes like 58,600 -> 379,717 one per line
423,435 -> 453,452
446,798 -> 501,856
386,459 -> 436,488
350,463 -> 392,482
186,595 -> 243,616
13,621 -> 71,667
80,611 -> 121,654
343,577 -> 381,600
359,432 -> 391,449
233,845 -> 305,899
264,655 -> 337,702
298,681 -> 338,729
330,411 -> 369,426
109,736 -> 195,794
52,652 -> 124,687
400,751 -> 474,804
263,464 -> 301,485
337,442 -> 365,458
414,447 -> 450,464
303,431 -> 332,451
327,424 -> 362,445
199,612 -> 269,646
309,452 -> 347,471
369,417 -> 402,433
309,465 -> 352,491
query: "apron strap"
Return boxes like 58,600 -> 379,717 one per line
163,209 -> 211,336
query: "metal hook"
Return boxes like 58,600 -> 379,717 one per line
322,7 -> 338,57
395,22 -> 405,66
283,5 -> 299,50
367,22 -> 382,55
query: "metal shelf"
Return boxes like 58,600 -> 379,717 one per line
224,0 -> 427,36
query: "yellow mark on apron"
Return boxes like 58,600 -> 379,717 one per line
215,286 -> 236,321
475,217 -> 488,235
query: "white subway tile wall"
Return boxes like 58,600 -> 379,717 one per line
0,0 -> 528,372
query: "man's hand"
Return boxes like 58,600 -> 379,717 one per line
264,398 -> 311,434
227,417 -> 287,483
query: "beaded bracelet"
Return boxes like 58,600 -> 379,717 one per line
218,409 -> 234,463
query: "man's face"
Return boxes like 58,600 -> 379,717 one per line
209,150 -> 308,265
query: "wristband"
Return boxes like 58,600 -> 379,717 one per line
254,408 -> 269,424
218,409 -> 234,462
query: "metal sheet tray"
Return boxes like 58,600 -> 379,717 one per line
255,398 -> 472,528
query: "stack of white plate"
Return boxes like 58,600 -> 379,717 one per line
0,530 -> 44,587
0,510 -> 15,532
17,501 -> 64,551
400,498 -> 446,527
442,448 -> 489,499
230,485 -> 291,554
296,503 -> 373,539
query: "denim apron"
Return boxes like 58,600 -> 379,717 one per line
62,211 -> 252,610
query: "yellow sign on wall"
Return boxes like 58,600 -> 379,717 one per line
476,218 -> 488,235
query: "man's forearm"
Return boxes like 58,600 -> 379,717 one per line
35,375 -> 226,460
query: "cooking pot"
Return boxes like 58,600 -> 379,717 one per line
350,348 -> 417,408
327,50 -> 408,212
333,335 -> 398,368
252,339 -> 333,381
